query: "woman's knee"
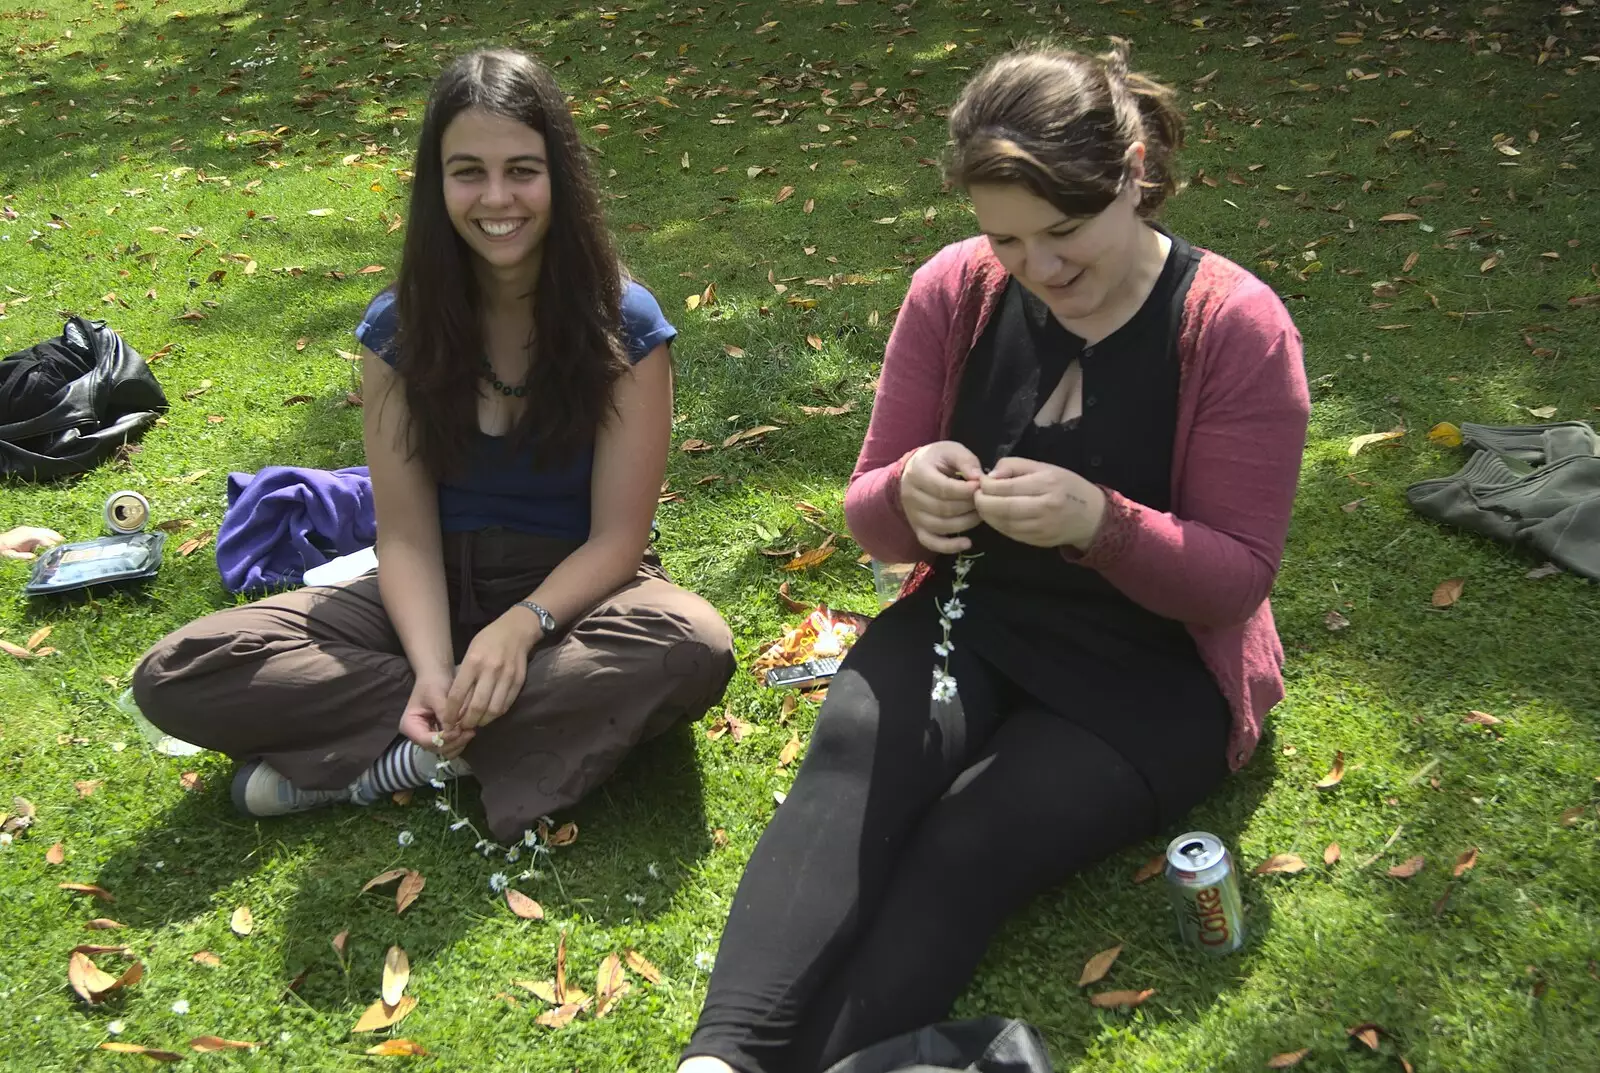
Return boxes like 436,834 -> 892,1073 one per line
656,591 -> 737,708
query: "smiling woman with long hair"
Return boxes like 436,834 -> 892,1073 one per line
130,50 -> 736,840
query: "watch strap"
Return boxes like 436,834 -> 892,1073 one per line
513,600 -> 557,634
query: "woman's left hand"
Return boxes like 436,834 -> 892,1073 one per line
973,456 -> 1108,550
445,611 -> 544,731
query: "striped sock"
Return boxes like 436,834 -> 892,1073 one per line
349,738 -> 450,805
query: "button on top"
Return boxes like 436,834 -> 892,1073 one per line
1089,453 -> 1104,468
1082,345 -> 1095,358
1085,395 -> 1098,408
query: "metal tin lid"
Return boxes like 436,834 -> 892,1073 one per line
1166,831 -> 1227,873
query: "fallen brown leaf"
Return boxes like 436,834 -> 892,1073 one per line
1077,944 -> 1122,987
98,1043 -> 182,1061
332,930 -> 349,960
1324,610 -> 1351,631
624,949 -> 663,985
722,344 -> 746,358
1388,855 -> 1426,878
396,870 -> 425,913
1315,751 -> 1346,789
595,952 -> 628,1018
179,772 -> 204,793
1132,854 -> 1165,884
1266,1049 -> 1311,1068
60,882 -> 115,903
778,736 -> 802,767
1348,429 -> 1405,456
353,995 -> 417,1032
679,438 -> 713,453
781,545 -> 836,572
1379,212 -> 1421,222
1427,422 -> 1463,447
85,919 -> 125,931
514,978 -> 560,1004
189,1036 -> 259,1052
25,625 -> 52,650
230,905 -> 254,936
367,1040 -> 430,1056
176,531 -> 215,558
555,929 -> 570,1002
1431,577 -> 1465,607
1463,710 -> 1502,726
507,889 -> 544,920
799,402 -> 855,417
1253,853 -> 1307,876
775,185 -> 795,204
1453,847 -> 1479,877
191,950 -> 221,967
535,1000 -> 586,1028
1088,988 -> 1155,1009
382,945 -> 410,1007
1347,1022 -> 1383,1050
46,842 -> 65,865
75,779 -> 102,797
776,581 -> 808,614
723,424 -> 781,448
1559,804 -> 1588,826
805,334 -> 824,351
1480,253 -> 1499,273
549,822 -> 579,847
69,950 -> 142,1003
1324,843 -> 1341,866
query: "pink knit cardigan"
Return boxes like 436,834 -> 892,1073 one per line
844,236 -> 1310,771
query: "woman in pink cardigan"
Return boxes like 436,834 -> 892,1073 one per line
682,45 -> 1309,1073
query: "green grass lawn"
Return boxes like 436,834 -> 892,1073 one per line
3,0 -> 1599,1069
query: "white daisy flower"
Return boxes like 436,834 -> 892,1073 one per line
488,872 -> 509,893
106,1021 -> 125,1036
429,778 -> 446,790
505,846 -> 521,863
171,999 -> 189,1015
694,951 -> 716,972
450,819 -> 470,831
625,893 -> 646,906
397,831 -> 414,847
940,598 -> 965,621
647,862 -> 662,880
434,798 -> 450,812
523,829 -> 540,847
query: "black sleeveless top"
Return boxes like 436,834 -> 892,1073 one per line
943,230 -> 1211,696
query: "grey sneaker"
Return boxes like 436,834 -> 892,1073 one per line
231,760 -> 351,818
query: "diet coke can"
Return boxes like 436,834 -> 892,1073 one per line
1164,831 -> 1245,955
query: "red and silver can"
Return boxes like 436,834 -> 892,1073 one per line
1164,831 -> 1245,955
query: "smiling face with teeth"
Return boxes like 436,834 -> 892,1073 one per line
440,107 -> 553,282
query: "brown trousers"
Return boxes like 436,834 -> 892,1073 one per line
132,529 -> 736,840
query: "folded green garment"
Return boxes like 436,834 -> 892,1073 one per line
1407,445 -> 1600,580
1460,421 -> 1598,465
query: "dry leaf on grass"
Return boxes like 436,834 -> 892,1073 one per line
85,919 -> 125,930
1315,751 -> 1346,789
1324,610 -> 1351,631
535,1001 -> 587,1028
191,951 -> 221,967
1347,1023 -> 1383,1050
332,930 -> 350,960
189,1036 -> 259,1051
1253,853 -> 1307,876
1132,854 -> 1165,884
98,1042 -> 182,1061
507,889 -> 544,920
1088,989 -> 1155,1009
594,953 -> 629,1018
723,425 -> 781,448
75,779 -> 103,797
1428,422 -> 1463,447
548,822 -> 578,847
1559,804 -> 1588,827
179,772 -> 204,792
1379,212 -> 1421,222
59,882 -> 115,902
1077,945 -> 1122,987
679,438 -> 713,453
778,737 -> 802,767
68,950 -> 142,1003
1453,847 -> 1479,876
1324,843 -> 1341,866
1348,429 -> 1404,456
1432,578 -> 1465,607
72,944 -> 131,956
367,1040 -> 430,1056
396,870 -> 425,914
383,946 -> 410,1007
1266,1048 -> 1311,1068
515,979 -> 561,1004
45,842 -> 65,865
1463,710 -> 1502,726
229,905 -> 254,936
624,950 -> 663,985
353,995 -> 417,1032
1388,855 -> 1426,878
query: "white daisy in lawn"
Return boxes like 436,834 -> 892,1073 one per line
505,846 -> 521,863
170,999 -> 189,1015
647,862 -> 662,880
488,872 -> 510,893
434,798 -> 450,812
397,830 -> 414,847
450,819 -> 470,831
106,1021 -> 125,1036
625,893 -> 646,907
523,829 -> 539,847
694,951 -> 716,972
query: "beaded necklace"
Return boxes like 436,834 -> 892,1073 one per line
478,353 -> 529,398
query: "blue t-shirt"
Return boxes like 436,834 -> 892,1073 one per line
355,281 -> 676,539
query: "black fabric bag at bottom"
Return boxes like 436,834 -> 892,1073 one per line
0,317 -> 167,480
821,1018 -> 1055,1073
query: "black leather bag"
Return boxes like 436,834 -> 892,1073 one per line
0,317 -> 167,480
821,1018 -> 1055,1073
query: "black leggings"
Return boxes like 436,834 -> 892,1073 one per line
683,590 -> 1229,1073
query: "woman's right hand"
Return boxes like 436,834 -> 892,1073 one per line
398,673 -> 475,759
900,441 -> 985,554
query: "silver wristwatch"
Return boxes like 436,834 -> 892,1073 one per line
514,600 -> 557,634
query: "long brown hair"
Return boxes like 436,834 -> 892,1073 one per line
387,49 -> 627,476
946,41 -> 1185,218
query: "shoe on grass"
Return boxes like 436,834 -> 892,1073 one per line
231,759 -> 351,818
